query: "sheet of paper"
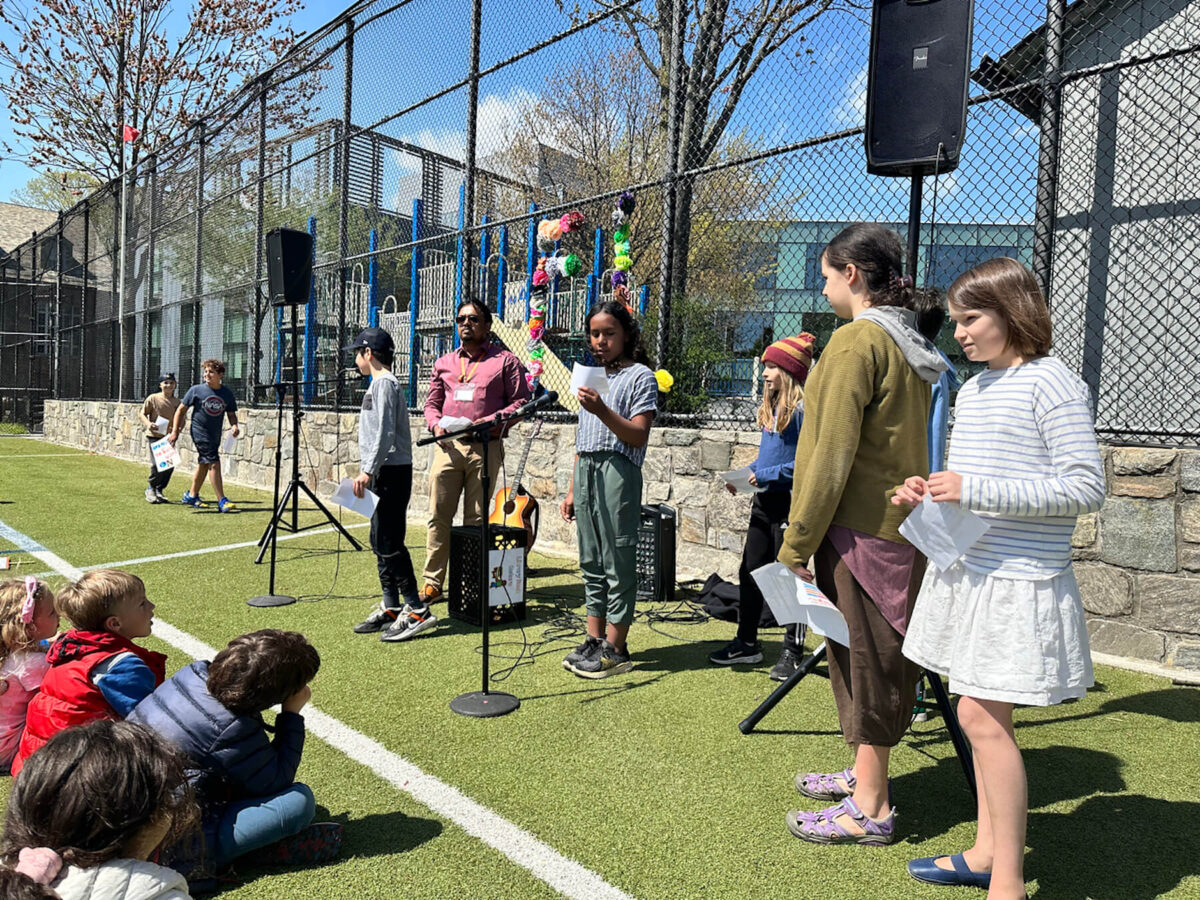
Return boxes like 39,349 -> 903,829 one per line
154,416 -> 170,433
722,466 -> 765,494
570,364 -> 610,398
330,477 -> 379,519
149,436 -> 179,473
438,415 -> 473,431
221,432 -> 237,454
751,562 -> 850,647
898,493 -> 991,572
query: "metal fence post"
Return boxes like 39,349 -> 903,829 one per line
496,224 -> 508,316
655,0 -> 686,368
368,229 -> 379,327
193,121 -> 205,382
524,202 -> 537,323
409,198 -> 423,408
1032,0 -> 1066,304
462,0 -> 483,301
53,213 -> 63,400
255,84 -> 267,402
337,18 -> 355,410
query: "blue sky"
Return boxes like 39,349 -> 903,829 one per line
0,0 -> 1048,225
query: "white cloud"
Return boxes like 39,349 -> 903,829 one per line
832,67 -> 868,128
388,87 -> 538,215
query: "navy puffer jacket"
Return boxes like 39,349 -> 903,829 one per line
129,660 -> 305,804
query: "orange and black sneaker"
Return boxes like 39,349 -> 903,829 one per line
419,583 -> 443,604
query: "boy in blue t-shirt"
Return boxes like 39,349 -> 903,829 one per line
168,358 -> 240,512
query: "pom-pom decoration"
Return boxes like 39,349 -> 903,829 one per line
613,284 -> 631,312
610,208 -> 627,229
613,254 -> 632,271
537,235 -> 555,255
529,324 -> 545,341
618,191 -> 636,214
611,270 -> 628,287
613,224 -> 630,243
532,268 -> 549,287
654,369 -> 674,393
613,239 -> 630,257
560,210 -> 585,233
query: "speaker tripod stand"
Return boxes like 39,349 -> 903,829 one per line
249,301 -> 362,608
739,641 -> 977,799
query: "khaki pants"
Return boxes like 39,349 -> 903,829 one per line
422,438 -> 504,589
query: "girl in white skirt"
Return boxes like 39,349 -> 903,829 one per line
893,258 -> 1104,900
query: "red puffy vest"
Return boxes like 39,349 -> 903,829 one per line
12,631 -> 167,776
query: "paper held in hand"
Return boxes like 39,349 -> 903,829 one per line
898,494 -> 991,572
149,436 -> 180,473
330,477 -> 379,519
751,563 -> 850,647
437,415 -> 473,431
154,416 -> 170,434
570,363 -> 610,398
722,466 -> 765,494
221,432 -> 237,454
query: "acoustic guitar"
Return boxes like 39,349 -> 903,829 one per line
489,418 -> 542,552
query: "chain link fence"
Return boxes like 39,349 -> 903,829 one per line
0,0 -> 1196,445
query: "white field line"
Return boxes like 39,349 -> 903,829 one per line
0,452 -> 95,458
0,516 -> 634,900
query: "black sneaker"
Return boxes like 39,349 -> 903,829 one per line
568,641 -> 633,679
353,602 -> 400,634
708,638 -> 764,666
770,646 -> 803,681
154,489 -> 170,504
562,635 -> 603,669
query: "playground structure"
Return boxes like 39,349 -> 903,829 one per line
276,186 -> 651,413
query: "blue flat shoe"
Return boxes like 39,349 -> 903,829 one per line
907,853 -> 991,888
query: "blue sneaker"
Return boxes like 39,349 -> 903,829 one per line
217,497 -> 237,513
181,491 -> 203,508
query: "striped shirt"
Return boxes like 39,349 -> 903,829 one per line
948,356 -> 1105,579
576,363 -> 658,466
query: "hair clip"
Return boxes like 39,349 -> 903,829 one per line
889,271 -> 914,290
22,576 -> 38,624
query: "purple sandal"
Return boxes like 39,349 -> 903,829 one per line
795,766 -> 855,801
786,797 -> 895,846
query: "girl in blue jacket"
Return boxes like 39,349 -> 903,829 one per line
709,333 -> 815,679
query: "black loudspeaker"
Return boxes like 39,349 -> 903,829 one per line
636,504 -> 676,604
865,0 -> 974,177
265,227 -> 313,306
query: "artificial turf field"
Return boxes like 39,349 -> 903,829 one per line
0,434 -> 1198,900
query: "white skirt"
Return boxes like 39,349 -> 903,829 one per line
903,562 -> 1093,706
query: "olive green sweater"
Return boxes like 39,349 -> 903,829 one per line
777,317 -> 932,570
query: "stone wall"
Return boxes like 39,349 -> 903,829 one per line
42,400 -> 1200,672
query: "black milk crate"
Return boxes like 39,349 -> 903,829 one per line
448,525 -> 527,626
636,504 -> 676,604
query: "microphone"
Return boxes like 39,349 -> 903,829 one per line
506,390 -> 558,420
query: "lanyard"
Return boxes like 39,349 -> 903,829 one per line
458,350 -> 485,384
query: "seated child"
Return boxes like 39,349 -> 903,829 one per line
0,578 -> 61,772
1,719 -> 199,899
129,629 -> 341,874
12,570 -> 165,776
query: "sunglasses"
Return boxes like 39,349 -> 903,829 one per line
455,314 -> 482,324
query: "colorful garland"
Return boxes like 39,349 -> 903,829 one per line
525,209 -> 587,391
609,191 -> 636,314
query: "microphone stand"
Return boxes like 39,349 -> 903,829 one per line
417,392 -> 555,718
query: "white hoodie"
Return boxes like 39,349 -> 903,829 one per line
50,859 -> 190,900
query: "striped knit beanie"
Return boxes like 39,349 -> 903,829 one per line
761,332 -> 816,385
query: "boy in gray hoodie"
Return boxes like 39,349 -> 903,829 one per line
344,328 -> 433,641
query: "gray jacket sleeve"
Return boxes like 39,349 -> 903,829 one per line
360,378 -> 401,476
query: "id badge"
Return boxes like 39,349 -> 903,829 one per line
454,384 -> 476,403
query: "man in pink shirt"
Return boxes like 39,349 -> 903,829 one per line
420,300 -> 531,602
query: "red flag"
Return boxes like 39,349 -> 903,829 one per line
122,124 -> 140,142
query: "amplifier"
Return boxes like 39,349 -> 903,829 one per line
636,504 -> 676,604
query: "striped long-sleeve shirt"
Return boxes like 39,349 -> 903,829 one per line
948,356 -> 1105,579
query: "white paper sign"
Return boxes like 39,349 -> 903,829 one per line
149,436 -> 180,473
722,466 -> 765,494
898,494 -> 991,572
751,562 -> 850,647
221,432 -> 237,454
487,547 -> 526,607
570,364 -> 610,398
330,477 -> 379,519
154,416 -> 170,434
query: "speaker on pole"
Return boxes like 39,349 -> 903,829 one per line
865,0 -> 974,177
265,227 -> 314,306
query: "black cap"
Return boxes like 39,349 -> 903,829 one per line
342,327 -> 395,354
159,372 -> 176,382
